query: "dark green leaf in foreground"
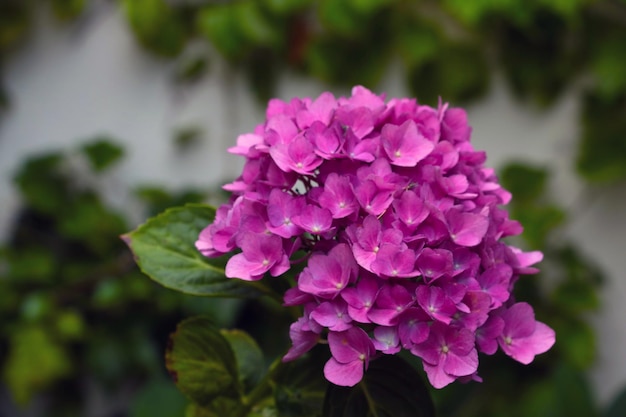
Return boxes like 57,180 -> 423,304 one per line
220,329 -> 265,392
166,316 -> 242,407
274,346 -> 328,417
323,355 -> 435,417
123,204 -> 260,297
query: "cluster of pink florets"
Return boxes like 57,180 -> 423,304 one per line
196,86 -> 555,389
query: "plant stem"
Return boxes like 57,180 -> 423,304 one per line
359,379 -> 381,417
235,358 -> 284,417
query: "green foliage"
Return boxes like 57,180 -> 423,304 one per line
323,355 -> 435,417
130,377 -> 188,417
166,317 -> 242,408
500,162 -> 566,248
0,138 -> 239,412
81,138 -> 124,172
576,92 -> 626,183
220,329 -> 266,392
123,204 -> 264,298
50,0 -> 86,21
4,1 -> 626,185
273,347 -> 327,416
121,0 -> 186,57
3,326 -> 72,405
2,0 -> 626,415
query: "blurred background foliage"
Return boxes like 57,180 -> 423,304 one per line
1,0 -> 626,416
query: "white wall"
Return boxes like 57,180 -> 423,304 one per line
1,2 -> 625,406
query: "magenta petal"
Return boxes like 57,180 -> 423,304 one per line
382,120 -> 434,167
283,317 -> 320,362
447,209 -> 489,247
225,253 -> 262,281
502,321 -> 556,365
269,253 -> 291,277
422,361 -> 456,389
324,357 -> 364,387
442,349 -> 478,377
501,302 -> 536,338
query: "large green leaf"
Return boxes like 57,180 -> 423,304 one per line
323,355 -> 435,417
221,329 -> 266,392
123,204 -> 261,297
274,347 -> 328,417
166,317 -> 242,407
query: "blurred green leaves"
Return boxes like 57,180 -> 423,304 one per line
3,326 -> 72,405
3,0 -> 626,187
0,138 -> 235,411
121,0 -> 186,57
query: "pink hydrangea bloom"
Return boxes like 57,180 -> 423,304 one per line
196,86 -> 555,388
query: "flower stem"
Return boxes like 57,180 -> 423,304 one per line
235,358 -> 284,417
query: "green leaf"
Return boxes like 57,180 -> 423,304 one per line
121,0 -> 186,57
54,309 -> 86,340
408,42 -> 489,105
318,0 -> 362,36
262,0 -> 311,15
591,35 -> 626,99
323,355 -> 435,417
552,364 -> 598,417
51,0 -> 86,21
512,204 -> 566,249
220,329 -> 265,392
196,5 -> 249,61
514,363 -> 597,417
498,12 -> 581,107
13,152 -> 68,215
130,377 -> 188,417
236,1 -> 281,48
123,204 -> 261,297
397,20 -> 440,68
3,326 -> 72,405
500,162 -> 549,204
174,55 -> 210,84
186,403 -> 218,417
274,347 -> 328,417
605,385 -> 626,417
552,316 -> 596,369
173,126 -> 204,150
58,194 -> 128,253
7,247 -> 56,283
577,92 -> 626,183
81,138 -> 124,173
551,279 -> 599,313
166,317 -> 242,407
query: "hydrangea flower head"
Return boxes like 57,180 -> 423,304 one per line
196,86 -> 555,389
